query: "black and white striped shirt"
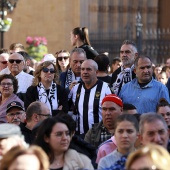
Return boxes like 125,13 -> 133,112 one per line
69,80 -> 112,135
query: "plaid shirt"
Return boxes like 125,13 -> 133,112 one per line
100,125 -> 112,143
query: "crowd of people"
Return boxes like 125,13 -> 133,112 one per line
0,26 -> 170,170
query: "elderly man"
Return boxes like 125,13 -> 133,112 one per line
139,113 -> 169,151
20,101 -> 51,144
60,48 -> 87,93
0,123 -> 27,159
6,53 -> 34,100
111,40 -> 138,95
69,59 -> 112,138
119,55 -> 170,114
6,101 -> 26,126
0,43 -> 25,75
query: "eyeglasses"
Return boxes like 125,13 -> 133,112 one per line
8,59 -> 23,64
7,112 -> 23,117
0,61 -> 7,64
0,82 -> 13,87
42,68 -> 55,74
57,57 -> 69,61
37,113 -> 51,117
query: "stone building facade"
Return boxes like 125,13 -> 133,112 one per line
2,0 -> 170,63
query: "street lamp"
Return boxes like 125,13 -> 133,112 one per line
0,0 -> 18,48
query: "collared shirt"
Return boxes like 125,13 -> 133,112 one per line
100,125 -> 112,144
15,71 -> 34,93
119,78 -> 170,114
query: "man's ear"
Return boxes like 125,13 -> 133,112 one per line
134,68 -> 136,74
135,52 -> 139,58
6,115 -> 9,123
33,113 -> 39,122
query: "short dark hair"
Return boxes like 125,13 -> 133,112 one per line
134,55 -> 152,68
0,74 -> 18,93
156,98 -> 170,112
123,103 -> 137,111
94,54 -> 110,72
26,101 -> 42,122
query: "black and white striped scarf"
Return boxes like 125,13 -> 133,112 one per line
65,68 -> 76,88
113,65 -> 134,95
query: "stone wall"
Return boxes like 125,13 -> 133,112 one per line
4,0 -> 80,55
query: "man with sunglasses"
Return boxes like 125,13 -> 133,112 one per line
0,53 -> 9,72
7,53 -> 34,101
19,101 -> 51,144
6,101 -> 26,126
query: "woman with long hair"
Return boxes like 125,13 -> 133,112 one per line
34,116 -> 94,170
25,61 -> 68,116
70,27 -> 98,60
55,50 -> 70,74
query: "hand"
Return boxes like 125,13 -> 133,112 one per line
69,81 -> 79,90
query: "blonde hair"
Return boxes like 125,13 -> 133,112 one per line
0,145 -> 49,170
126,144 -> 170,170
33,61 -> 59,86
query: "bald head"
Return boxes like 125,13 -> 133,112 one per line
81,59 -> 98,88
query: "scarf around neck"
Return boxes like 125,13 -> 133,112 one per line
65,68 -> 76,88
113,65 -> 134,95
37,82 -> 58,114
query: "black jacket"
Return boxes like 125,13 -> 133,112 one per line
78,44 -> 99,60
24,84 -> 68,116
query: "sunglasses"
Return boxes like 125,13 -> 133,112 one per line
8,59 -> 23,64
0,61 -> 7,64
57,57 -> 69,61
42,67 -> 55,74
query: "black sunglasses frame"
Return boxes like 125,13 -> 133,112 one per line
42,67 -> 55,74
8,59 -> 23,64
57,57 -> 69,61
